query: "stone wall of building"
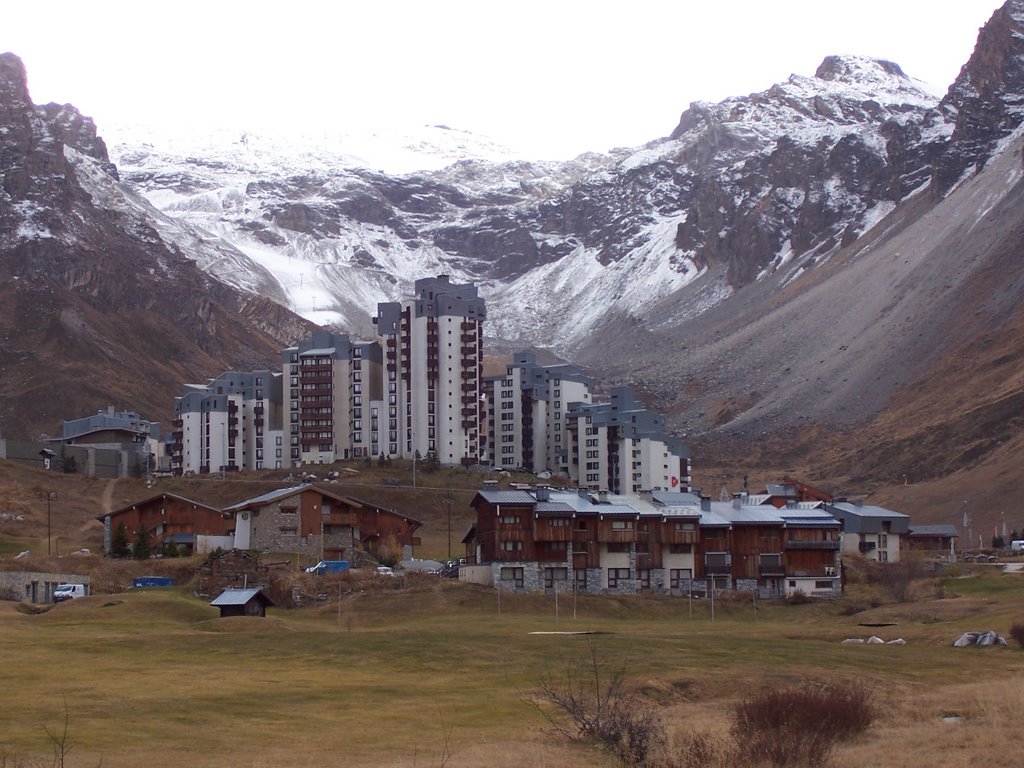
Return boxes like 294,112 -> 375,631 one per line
196,550 -> 268,598
0,571 -> 91,603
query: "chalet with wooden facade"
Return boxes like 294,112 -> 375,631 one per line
907,524 -> 958,561
462,488 -> 844,597
223,484 -> 421,562
101,484 -> 420,562
98,492 -> 231,555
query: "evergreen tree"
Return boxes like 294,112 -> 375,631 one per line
133,526 -> 152,560
423,450 -> 441,473
110,522 -> 130,559
992,535 -> 1006,550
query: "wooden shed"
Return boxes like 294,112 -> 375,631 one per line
210,587 -> 274,618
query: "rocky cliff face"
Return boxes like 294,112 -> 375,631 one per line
935,2 -> 1024,192
0,52 -> 313,438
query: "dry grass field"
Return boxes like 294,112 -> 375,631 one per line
0,566 -> 1021,768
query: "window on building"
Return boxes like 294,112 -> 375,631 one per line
544,567 -> 568,589
607,568 -> 630,589
575,569 -> 587,588
607,542 -> 629,553
669,568 -> 692,589
610,520 -> 634,530
499,567 -> 524,588
499,515 -> 519,525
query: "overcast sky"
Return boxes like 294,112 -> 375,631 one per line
1,0 -> 1003,159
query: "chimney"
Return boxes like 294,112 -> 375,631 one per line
732,497 -> 742,509
535,487 -> 550,502
700,496 -> 711,512
598,491 -> 608,503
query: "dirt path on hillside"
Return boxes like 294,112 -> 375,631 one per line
77,478 -> 117,536
100,478 -> 116,515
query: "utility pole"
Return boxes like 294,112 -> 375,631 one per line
42,490 -> 57,556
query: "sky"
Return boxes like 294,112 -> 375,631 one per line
0,0 -> 1005,160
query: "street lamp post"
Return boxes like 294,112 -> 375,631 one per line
42,490 -> 57,556
445,491 -> 454,560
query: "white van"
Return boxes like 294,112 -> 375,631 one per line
53,584 -> 87,602
1010,541 -> 1024,553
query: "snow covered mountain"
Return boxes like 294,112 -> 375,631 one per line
103,52 -> 959,351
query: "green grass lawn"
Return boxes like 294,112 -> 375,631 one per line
1,571 -> 1022,768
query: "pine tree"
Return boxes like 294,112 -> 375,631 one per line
110,522 -> 130,558
133,526 -> 152,560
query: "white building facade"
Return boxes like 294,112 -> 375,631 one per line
374,276 -> 486,465
172,370 -> 284,475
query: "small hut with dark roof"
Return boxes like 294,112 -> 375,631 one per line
210,587 -> 274,618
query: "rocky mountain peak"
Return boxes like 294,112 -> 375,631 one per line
813,55 -> 909,87
934,0 -> 1024,191
0,51 -> 117,220
0,52 -> 31,109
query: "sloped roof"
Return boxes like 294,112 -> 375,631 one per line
210,588 -> 273,607
909,524 -> 958,537
223,484 -> 364,513
829,502 -> 909,519
651,491 -> 703,507
471,490 -> 536,505
534,502 -> 577,514
99,492 -> 222,522
223,484 -> 314,511
346,496 -> 422,528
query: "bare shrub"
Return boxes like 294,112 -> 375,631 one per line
666,731 -> 733,768
523,640 -> 666,766
785,590 -> 811,605
1010,622 -> 1024,649
731,681 -> 873,767
877,558 -> 927,603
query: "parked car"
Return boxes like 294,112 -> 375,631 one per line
53,584 -> 87,602
376,566 -> 395,577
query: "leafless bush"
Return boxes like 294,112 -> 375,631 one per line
664,732 -> 733,768
731,681 -> 873,767
523,640 -> 666,766
876,558 -> 927,603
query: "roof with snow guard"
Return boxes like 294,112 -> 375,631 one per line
715,504 -> 785,525
471,490 -> 536,505
223,484 -> 314,511
650,491 -> 703,507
